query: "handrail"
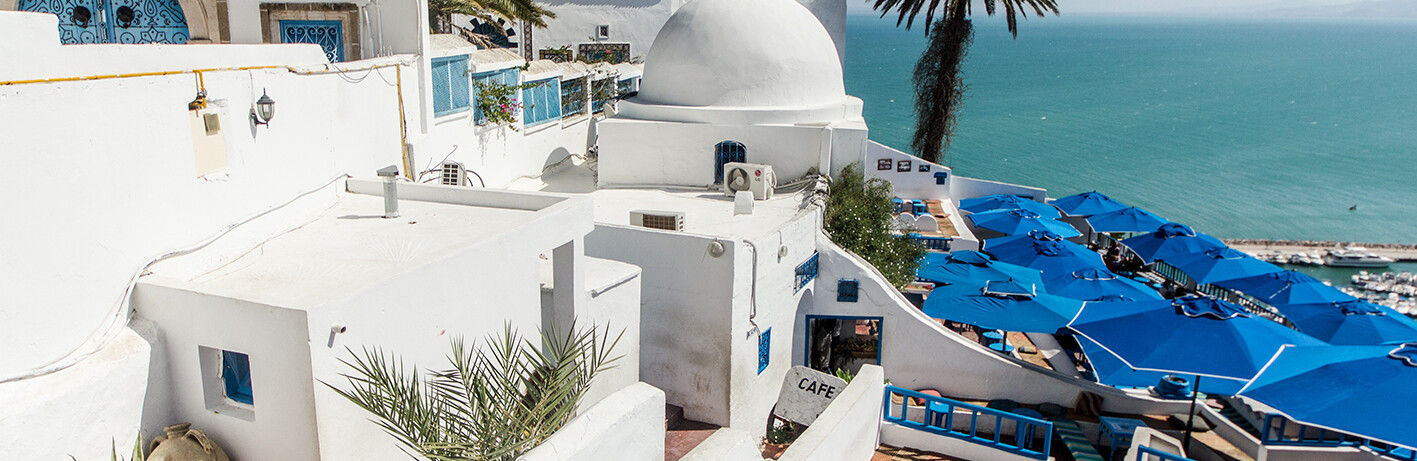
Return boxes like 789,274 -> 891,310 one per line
883,386 -> 1053,460
908,234 -> 952,251
1136,446 -> 1193,461
1262,415 -> 1417,461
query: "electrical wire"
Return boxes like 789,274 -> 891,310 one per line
0,174 -> 350,384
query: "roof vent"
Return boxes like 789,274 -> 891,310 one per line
440,161 -> 466,186
631,210 -> 684,232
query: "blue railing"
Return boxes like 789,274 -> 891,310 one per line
1135,446 -> 1193,461
883,386 -> 1053,460
1262,415 -> 1417,461
908,234 -> 952,251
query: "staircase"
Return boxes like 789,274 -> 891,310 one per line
665,404 -> 719,461
1216,400 -> 1263,439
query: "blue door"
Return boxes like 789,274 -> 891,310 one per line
280,20 -> 344,63
714,141 -> 747,184
18,0 -> 188,44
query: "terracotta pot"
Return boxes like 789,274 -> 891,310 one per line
148,423 -> 230,461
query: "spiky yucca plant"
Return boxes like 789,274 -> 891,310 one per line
328,322 -> 621,461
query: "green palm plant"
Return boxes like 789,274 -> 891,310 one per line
328,322 -> 621,461
429,0 -> 555,37
871,0 -> 1060,165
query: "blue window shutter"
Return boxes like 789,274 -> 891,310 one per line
221,350 -> 253,405
794,252 -> 819,292
758,328 -> 771,374
432,56 -> 470,116
838,279 -> 860,302
451,58 -> 470,113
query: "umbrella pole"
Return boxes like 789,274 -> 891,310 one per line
1183,375 -> 1201,453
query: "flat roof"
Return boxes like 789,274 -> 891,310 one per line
146,190 -> 537,310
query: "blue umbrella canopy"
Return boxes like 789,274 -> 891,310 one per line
1277,300 -> 1417,346
991,240 -> 1107,278
1239,344 -> 1417,450
923,279 -> 1084,333
982,230 -> 1066,257
1052,191 -> 1130,217
1068,296 -> 1325,385
1161,248 -> 1283,285
1121,223 -> 1227,264
1213,271 -> 1354,306
1045,268 -> 1165,302
916,251 -> 1045,286
968,209 -> 1082,239
959,194 -> 1062,218
1085,207 -> 1169,234
1077,335 -> 1247,395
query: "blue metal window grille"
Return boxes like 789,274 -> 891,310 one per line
221,350 -> 253,405
714,141 -> 747,184
935,171 -> 950,185
20,0 -> 190,44
758,328 -> 771,374
523,78 -> 562,127
617,78 -> 634,96
838,279 -> 859,302
431,56 -> 471,117
561,77 -> 587,118
473,68 -> 521,125
794,252 -> 819,292
591,78 -> 615,114
884,386 -> 1053,460
279,20 -> 343,63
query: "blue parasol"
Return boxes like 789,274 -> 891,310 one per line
989,240 -> 1107,279
922,279 -> 1084,333
959,194 -> 1062,218
1276,300 -> 1417,346
915,251 -> 1045,287
1120,223 -> 1227,264
1045,268 -> 1165,302
1161,248 -> 1283,285
1052,191 -> 1130,217
1213,271 -> 1354,306
968,209 -> 1082,239
1084,207 -> 1169,234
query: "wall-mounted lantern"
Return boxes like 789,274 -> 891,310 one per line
250,90 -> 276,126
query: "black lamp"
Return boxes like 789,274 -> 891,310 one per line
251,90 -> 276,126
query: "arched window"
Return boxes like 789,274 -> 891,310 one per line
714,141 -> 747,184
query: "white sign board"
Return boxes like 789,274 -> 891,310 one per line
773,366 -> 849,425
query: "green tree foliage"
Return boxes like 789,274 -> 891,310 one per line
825,163 -> 925,289
430,0 -> 554,36
328,322 -> 621,461
871,0 -> 1059,164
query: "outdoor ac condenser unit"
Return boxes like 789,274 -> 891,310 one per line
630,210 -> 685,232
722,162 -> 775,200
440,161 -> 466,186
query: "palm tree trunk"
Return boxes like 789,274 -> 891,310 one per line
909,15 -> 973,165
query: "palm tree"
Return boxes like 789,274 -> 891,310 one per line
871,0 -> 1059,165
430,0 -> 555,40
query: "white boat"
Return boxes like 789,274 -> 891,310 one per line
1325,246 -> 1395,268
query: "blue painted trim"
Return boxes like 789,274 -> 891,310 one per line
221,350 -> 253,405
758,328 -> 772,374
883,386 -> 1053,460
431,56 -> 471,117
1135,446 -> 1193,461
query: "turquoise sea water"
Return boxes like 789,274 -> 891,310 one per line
844,15 -> 1417,244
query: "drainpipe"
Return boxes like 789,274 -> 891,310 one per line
377,165 -> 400,218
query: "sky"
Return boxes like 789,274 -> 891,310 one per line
844,0 -> 1415,18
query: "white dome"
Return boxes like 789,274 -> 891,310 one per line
635,0 -> 846,109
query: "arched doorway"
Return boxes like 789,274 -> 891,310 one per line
19,0 -> 189,44
714,141 -> 747,184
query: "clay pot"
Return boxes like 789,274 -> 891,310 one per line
148,423 -> 230,461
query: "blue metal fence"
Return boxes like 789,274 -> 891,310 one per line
1262,415 -> 1417,461
908,234 -> 952,251
883,386 -> 1053,460
1135,446 -> 1193,461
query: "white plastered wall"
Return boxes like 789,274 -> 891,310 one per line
596,120 -> 856,188
518,382 -> 667,461
576,256 -> 645,410
532,0 -> 682,61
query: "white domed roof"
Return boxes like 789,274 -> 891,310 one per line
635,0 -> 846,109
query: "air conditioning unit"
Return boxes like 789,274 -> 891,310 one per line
630,210 -> 685,231
440,161 -> 466,186
721,162 -> 775,200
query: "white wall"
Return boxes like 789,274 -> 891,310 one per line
805,235 -> 1195,416
415,103 -> 597,188
779,364 -> 884,461
519,382 -> 667,461
577,256 -> 645,409
585,225 -> 737,425
679,428 -> 766,461
0,10 -> 404,377
533,0 -> 681,61
864,141 -> 953,202
596,120 -> 832,187
950,175 -> 1050,204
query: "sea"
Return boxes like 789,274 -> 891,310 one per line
843,14 -> 1417,248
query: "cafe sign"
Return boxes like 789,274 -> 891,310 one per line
773,366 -> 848,425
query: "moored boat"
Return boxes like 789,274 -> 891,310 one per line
1325,246 -> 1395,268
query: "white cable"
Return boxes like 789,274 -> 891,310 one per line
0,174 -> 350,384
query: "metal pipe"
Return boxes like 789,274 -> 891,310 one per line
377,165 -> 400,218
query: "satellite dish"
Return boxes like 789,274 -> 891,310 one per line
726,167 -> 750,193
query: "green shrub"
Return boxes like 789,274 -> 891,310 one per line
825,163 -> 925,289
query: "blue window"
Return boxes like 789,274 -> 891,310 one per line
617,78 -> 634,96
794,252 -> 819,292
838,279 -> 859,302
280,20 -> 343,63
221,350 -> 253,405
561,77 -> 587,118
473,68 -> 521,125
714,141 -> 747,184
591,78 -> 615,113
934,171 -> 950,185
431,56 -> 471,116
522,77 -> 563,127
758,328 -> 772,374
